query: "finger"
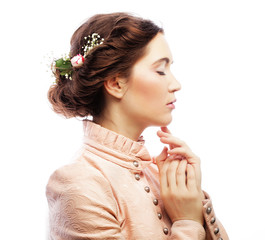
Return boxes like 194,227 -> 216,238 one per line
186,164 -> 197,191
160,157 -> 173,187
159,135 -> 185,148
167,148 -> 198,164
176,160 -> 187,188
160,126 -> 171,135
157,130 -> 172,138
193,165 -> 202,190
167,154 -> 185,161
157,130 -> 176,150
168,147 -> 188,158
154,146 -> 168,172
167,160 -> 180,190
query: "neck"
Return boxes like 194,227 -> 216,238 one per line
93,107 -> 145,142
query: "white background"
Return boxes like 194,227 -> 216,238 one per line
1,0 -> 265,239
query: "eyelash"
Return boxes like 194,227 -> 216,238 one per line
156,71 -> 166,76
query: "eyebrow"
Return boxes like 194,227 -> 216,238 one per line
152,57 -> 173,66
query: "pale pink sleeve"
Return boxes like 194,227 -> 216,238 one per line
170,220 -> 206,239
46,163 -> 125,240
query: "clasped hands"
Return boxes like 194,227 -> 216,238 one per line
155,127 -> 204,226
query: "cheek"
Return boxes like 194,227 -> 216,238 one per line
131,73 -> 164,103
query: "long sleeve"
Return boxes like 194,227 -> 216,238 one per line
170,220 -> 206,239
46,163 -> 126,240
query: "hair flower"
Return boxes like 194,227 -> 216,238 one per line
71,54 -> 85,68
50,33 -> 104,80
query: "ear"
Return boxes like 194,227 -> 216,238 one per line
103,76 -> 127,99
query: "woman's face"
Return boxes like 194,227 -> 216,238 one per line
121,33 -> 181,128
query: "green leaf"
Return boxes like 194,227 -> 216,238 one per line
56,58 -> 71,67
55,58 -> 72,77
55,58 -> 64,67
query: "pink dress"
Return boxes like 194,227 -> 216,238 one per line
46,120 -> 229,239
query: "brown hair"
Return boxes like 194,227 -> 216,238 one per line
48,12 -> 163,118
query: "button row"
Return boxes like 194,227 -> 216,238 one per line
133,160 -> 140,181
143,186 -> 165,230
206,206 -> 222,238
136,172 -> 167,236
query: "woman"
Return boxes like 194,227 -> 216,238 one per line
46,12 -> 229,240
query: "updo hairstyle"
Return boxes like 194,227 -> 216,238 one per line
48,12 -> 163,118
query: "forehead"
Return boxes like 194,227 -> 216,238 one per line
140,33 -> 173,65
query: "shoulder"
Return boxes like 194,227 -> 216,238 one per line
47,161 -> 101,183
46,161 -> 112,200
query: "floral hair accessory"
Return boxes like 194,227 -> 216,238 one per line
51,54 -> 73,80
71,54 -> 85,67
52,33 -> 104,80
83,33 -> 104,57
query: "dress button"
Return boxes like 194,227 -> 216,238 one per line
206,207 -> 212,214
214,228 -> 220,235
163,228 -> 169,235
153,199 -> 158,205
135,173 -> 140,180
144,186 -> 150,193
157,213 -> 162,219
210,217 -> 216,224
133,161 -> 139,167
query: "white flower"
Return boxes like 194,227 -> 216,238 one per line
71,54 -> 84,68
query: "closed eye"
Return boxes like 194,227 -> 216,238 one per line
156,71 -> 166,76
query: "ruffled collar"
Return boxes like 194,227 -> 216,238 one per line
82,120 -> 153,171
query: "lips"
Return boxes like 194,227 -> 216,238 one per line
167,99 -> 176,109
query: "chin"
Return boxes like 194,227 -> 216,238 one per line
152,115 -> 173,127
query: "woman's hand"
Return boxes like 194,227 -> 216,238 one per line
155,127 -> 204,225
157,126 -> 202,189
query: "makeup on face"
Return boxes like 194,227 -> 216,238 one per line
118,33 -> 181,129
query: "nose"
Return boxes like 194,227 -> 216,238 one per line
168,74 -> 181,93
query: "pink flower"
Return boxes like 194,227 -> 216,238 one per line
71,54 -> 84,68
